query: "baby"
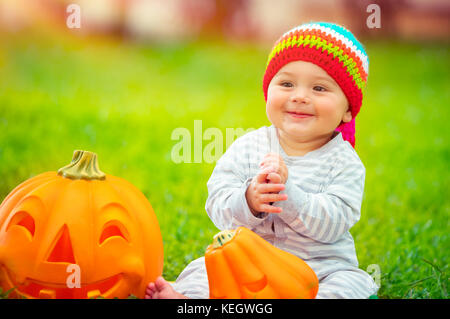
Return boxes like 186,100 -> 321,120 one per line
146,22 -> 379,299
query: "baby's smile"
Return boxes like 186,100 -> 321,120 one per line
286,111 -> 315,119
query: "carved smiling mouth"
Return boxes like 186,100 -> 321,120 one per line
3,267 -> 122,299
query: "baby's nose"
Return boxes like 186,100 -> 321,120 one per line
290,88 -> 310,103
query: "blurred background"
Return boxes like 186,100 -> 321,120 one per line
0,0 -> 448,298
1,0 -> 449,41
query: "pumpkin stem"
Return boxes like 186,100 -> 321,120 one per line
212,229 -> 236,248
57,150 -> 106,180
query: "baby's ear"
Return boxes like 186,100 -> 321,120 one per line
342,110 -> 352,123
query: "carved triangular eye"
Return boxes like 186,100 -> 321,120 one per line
47,224 -> 76,264
99,221 -> 129,245
7,211 -> 35,237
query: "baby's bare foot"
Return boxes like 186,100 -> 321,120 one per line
145,276 -> 188,299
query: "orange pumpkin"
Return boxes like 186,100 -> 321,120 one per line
205,227 -> 318,299
0,150 -> 163,299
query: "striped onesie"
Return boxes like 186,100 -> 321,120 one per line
171,125 -> 379,298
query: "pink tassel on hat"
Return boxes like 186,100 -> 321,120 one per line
336,118 -> 356,148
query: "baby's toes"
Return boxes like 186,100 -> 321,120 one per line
145,283 -> 155,296
147,282 -> 155,291
144,288 -> 152,299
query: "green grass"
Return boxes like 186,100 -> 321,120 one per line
0,30 -> 448,299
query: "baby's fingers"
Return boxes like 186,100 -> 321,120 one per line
266,172 -> 282,184
259,204 -> 283,214
261,193 -> 288,203
260,153 -> 283,166
256,166 -> 276,183
258,183 -> 285,193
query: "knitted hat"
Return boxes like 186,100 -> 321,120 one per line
262,22 -> 369,148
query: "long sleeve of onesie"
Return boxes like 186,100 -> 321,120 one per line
205,135 -> 268,230
275,156 -> 365,244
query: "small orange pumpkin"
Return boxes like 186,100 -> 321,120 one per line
0,150 -> 163,299
205,227 -> 318,299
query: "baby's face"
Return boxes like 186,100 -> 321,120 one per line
266,60 -> 352,143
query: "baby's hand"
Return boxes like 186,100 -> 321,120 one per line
259,153 -> 288,184
245,166 -> 288,216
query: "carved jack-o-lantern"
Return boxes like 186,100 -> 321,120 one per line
0,151 -> 163,299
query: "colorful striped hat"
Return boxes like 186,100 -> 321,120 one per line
262,22 -> 369,148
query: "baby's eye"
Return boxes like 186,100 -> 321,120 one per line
313,86 -> 326,92
281,82 -> 293,88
